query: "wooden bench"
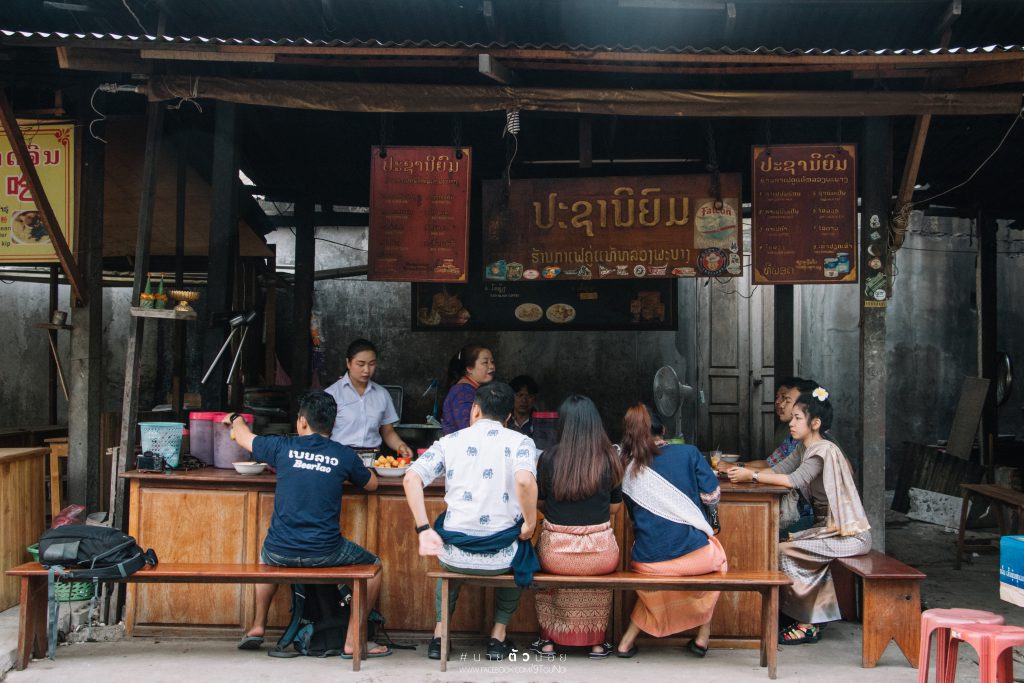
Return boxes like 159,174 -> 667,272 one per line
428,569 -> 792,679
5,561 -> 381,672
955,483 -> 1024,570
831,550 -> 926,668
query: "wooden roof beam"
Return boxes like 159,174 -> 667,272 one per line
479,54 -> 519,85
937,60 -> 1024,88
0,88 -> 87,305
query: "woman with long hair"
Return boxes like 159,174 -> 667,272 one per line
726,386 -> 870,645
441,343 -> 495,434
531,395 -> 623,659
616,404 -> 726,659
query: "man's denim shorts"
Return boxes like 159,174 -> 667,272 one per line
261,538 -> 380,568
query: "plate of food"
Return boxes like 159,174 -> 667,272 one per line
373,454 -> 411,477
514,303 -> 542,323
10,211 -> 50,245
545,303 -> 576,324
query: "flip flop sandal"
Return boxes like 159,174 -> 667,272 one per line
687,639 -> 709,658
615,645 -> 639,658
778,624 -> 820,645
237,635 -> 264,650
588,642 -> 614,659
529,638 -> 557,657
341,644 -> 393,659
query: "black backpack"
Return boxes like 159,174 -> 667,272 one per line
272,584 -> 406,658
37,525 -> 158,659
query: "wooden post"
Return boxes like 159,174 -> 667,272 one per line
0,89 -> 87,305
859,117 -> 892,552
773,285 -> 794,384
171,130 -> 187,417
67,109 -> 105,512
201,102 -> 239,409
291,198 -> 315,398
47,266 -> 58,425
115,101 -> 164,530
977,213 -> 998,468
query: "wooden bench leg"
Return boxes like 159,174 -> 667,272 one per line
17,575 -> 47,669
440,577 -> 450,673
955,491 -> 971,570
760,586 -> 779,679
861,578 -> 921,668
350,578 -> 364,672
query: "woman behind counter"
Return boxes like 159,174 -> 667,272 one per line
616,404 -> 726,659
726,386 -> 870,645
441,343 -> 495,434
532,395 -> 622,658
324,339 -> 412,456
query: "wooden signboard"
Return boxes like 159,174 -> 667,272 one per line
482,174 -> 742,282
367,146 -> 471,282
751,144 -> 857,285
412,278 -> 677,331
0,121 -> 75,263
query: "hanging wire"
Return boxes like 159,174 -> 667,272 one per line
378,113 -> 389,158
88,87 -> 107,143
704,122 -> 722,206
503,109 -> 520,189
121,0 -> 149,34
451,114 -> 463,159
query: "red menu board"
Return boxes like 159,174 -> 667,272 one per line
751,144 -> 857,285
482,174 -> 743,282
367,146 -> 471,282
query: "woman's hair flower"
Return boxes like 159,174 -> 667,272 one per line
812,386 -> 829,402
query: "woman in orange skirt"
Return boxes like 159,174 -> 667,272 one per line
616,404 -> 727,658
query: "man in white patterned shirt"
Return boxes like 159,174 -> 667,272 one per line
403,382 -> 538,661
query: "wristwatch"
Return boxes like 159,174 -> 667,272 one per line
414,523 -> 431,534
228,412 -> 242,424
752,470 -> 760,483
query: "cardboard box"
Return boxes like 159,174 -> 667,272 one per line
999,536 -> 1024,607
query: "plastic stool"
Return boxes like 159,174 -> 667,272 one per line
918,608 -> 1004,683
945,623 -> 1024,683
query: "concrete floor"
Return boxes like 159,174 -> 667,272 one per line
1,515 -> 1018,682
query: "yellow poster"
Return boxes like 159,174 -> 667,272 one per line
0,120 -> 75,263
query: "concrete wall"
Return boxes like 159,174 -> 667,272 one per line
0,281 -> 148,429
797,211 -> 1024,482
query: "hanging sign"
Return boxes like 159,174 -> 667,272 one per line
482,174 -> 743,282
751,143 -> 857,285
367,146 -> 471,282
0,121 -> 76,263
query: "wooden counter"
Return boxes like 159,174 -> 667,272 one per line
123,469 -> 784,645
0,447 -> 48,610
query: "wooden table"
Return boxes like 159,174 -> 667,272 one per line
121,469 -> 786,647
956,483 -> 1024,569
0,448 -> 48,610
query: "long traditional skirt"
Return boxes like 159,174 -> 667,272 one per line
629,536 -> 728,638
535,520 -> 620,646
779,530 -> 872,624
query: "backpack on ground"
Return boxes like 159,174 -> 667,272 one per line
37,525 -> 158,659
272,584 -> 407,658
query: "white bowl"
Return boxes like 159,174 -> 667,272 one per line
233,461 -> 267,475
373,466 -> 408,478
720,454 -> 740,463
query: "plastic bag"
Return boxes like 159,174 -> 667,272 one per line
51,504 -> 86,528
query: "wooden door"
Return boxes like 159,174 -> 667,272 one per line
697,267 -> 776,457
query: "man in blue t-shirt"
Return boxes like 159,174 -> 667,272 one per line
226,390 -> 389,658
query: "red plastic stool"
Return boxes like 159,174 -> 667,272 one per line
918,608 -> 1004,683
945,623 -> 1024,683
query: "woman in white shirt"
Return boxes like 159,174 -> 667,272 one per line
324,339 -> 412,456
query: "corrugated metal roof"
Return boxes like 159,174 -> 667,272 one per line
3,0 -> 1024,53
4,29 -> 1024,58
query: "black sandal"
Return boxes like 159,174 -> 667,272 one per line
687,639 -> 708,658
588,642 -> 614,659
529,638 -> 557,657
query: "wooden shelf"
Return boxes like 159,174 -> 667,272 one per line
33,323 -> 73,331
129,307 -> 197,321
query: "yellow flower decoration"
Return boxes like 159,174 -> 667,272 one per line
812,387 -> 829,402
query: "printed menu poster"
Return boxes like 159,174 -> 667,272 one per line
0,121 -> 76,263
751,144 -> 857,285
367,146 -> 471,282
482,174 -> 742,282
